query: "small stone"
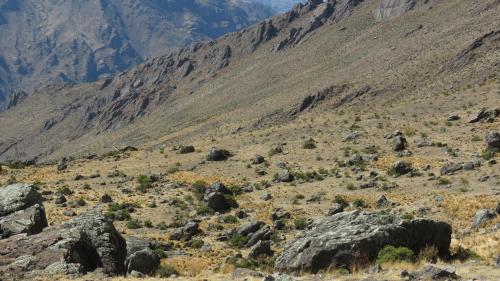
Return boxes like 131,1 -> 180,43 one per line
328,203 -> 344,215
100,194 -> 113,203
260,192 -> 272,201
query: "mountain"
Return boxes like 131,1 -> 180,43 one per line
0,0 -> 275,110
0,0 -> 498,162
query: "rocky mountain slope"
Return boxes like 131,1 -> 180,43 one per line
0,1 -> 499,280
0,0 -> 274,110
0,0 -> 497,163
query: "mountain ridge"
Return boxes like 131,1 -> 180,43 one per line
0,0 -> 275,110
0,0 -> 498,162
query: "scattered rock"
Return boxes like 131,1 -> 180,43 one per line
100,194 -> 113,203
55,195 -> 67,205
206,148 -> 232,161
63,210 -> 77,217
485,131 -> 500,152
57,157 -> 69,171
376,195 -> 394,208
496,203 -> 500,214
447,115 -> 460,121
275,211 -> 451,272
249,240 -> 273,259
276,169 -> 294,183
170,222 -> 201,241
469,107 -> 499,123
327,203 -> 344,215
251,155 -> 266,165
179,145 -> 195,154
479,175 -> 489,182
203,182 -> 236,212
440,162 -> 463,175
391,160 -> 413,176
238,221 -> 265,236
393,132 -> 408,152
271,210 -> 291,221
260,192 -> 272,201
408,264 -> 459,280
246,225 -> 272,247
472,209 -> 497,228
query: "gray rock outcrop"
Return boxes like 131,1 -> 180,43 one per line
275,210 -> 452,272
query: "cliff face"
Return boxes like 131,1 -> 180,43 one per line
0,0 -> 274,109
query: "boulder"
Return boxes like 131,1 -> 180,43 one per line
472,209 -> 497,228
237,221 -> 265,236
275,211 -> 451,272
486,131 -> 500,152
276,169 -> 294,183
440,162 -> 463,175
179,145 -> 195,154
327,203 -> 344,215
0,204 -> 47,239
206,148 -> 232,161
0,184 -> 47,239
392,160 -> 412,176
246,225 -> 272,247
125,249 -> 160,275
0,183 -> 44,216
0,208 -> 127,278
469,107 -> 499,123
248,240 -> 273,259
170,222 -> 201,241
203,182 -> 236,212
251,155 -> 266,165
392,133 -> 408,152
57,157 -> 69,171
408,264 -> 459,280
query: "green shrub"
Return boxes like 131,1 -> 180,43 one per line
294,218 -> 307,230
196,205 -> 214,215
56,185 -> 73,195
144,220 -> 153,228
76,198 -> 86,206
376,245 -> 416,264
153,247 -> 168,258
481,149 -> 496,160
303,138 -> 317,149
156,264 -> 179,278
126,219 -> 143,229
222,215 -> 238,224
228,234 -> 249,248
228,185 -> 243,196
438,178 -> 451,185
192,181 -> 208,200
333,195 -> 349,208
136,174 -> 153,191
352,199 -> 366,208
188,239 -> 204,249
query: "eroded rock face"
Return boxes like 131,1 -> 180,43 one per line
274,211 -> 451,273
0,183 -> 44,216
0,183 -> 47,239
0,208 -> 127,279
373,0 -> 428,21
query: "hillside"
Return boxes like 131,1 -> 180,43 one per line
0,0 -> 274,109
0,0 -> 499,280
0,0 -> 497,163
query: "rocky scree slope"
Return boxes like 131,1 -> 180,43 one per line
0,0 -> 498,162
0,0 -> 274,109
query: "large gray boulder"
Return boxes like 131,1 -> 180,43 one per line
0,184 -> 47,239
0,183 -> 43,216
0,207 -> 127,279
0,204 -> 47,239
125,249 -> 160,276
275,211 -> 451,273
203,182 -> 236,212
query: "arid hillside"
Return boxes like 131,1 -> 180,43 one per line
0,1 -> 499,280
